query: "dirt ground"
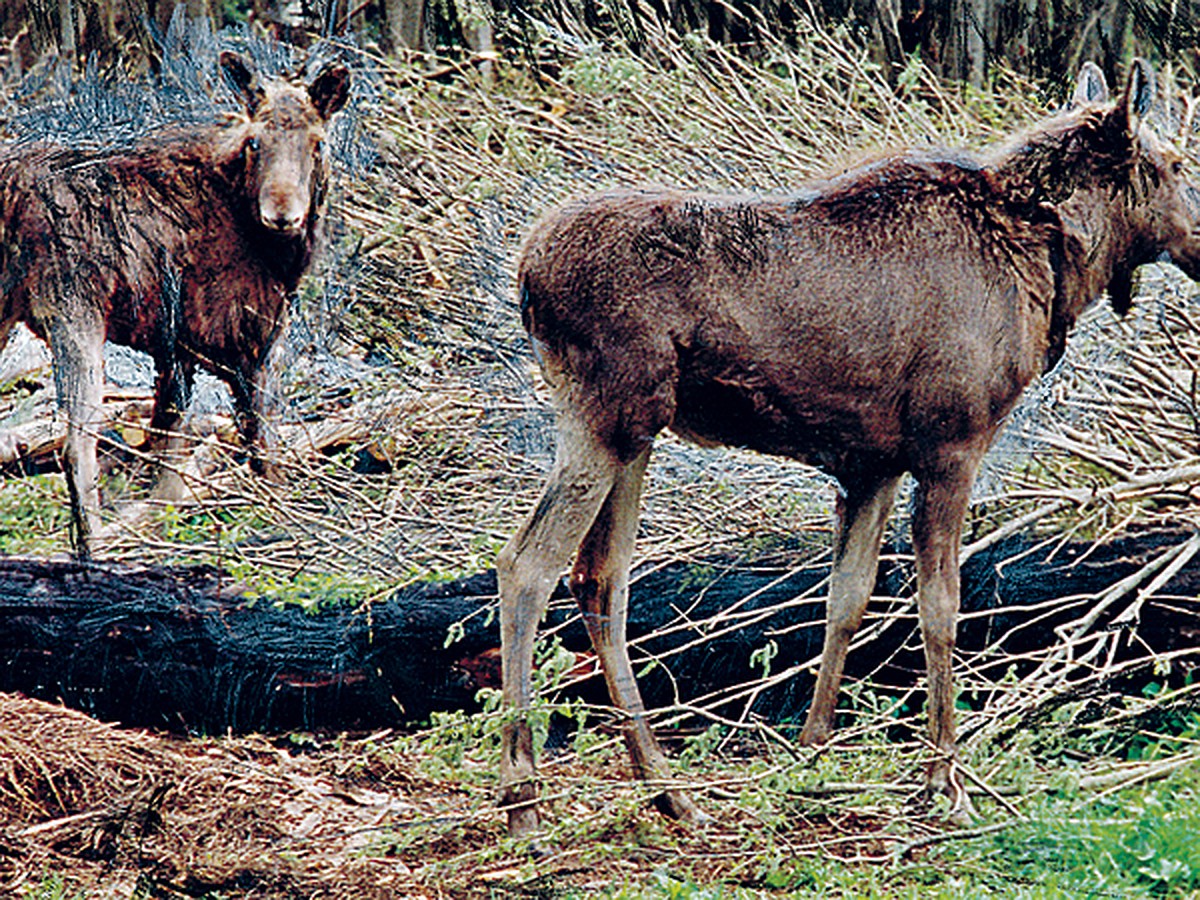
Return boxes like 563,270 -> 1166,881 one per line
1,691 -> 919,899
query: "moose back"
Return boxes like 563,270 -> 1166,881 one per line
497,60 -> 1200,836
0,51 -> 350,558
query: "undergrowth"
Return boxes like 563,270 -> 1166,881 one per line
379,691 -> 1200,897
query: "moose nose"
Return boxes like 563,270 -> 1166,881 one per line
259,190 -> 307,235
264,210 -> 305,233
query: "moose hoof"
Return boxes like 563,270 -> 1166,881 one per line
653,790 -> 713,828
942,789 -> 977,827
504,802 -> 540,838
795,729 -> 826,748
501,780 -> 543,841
926,763 -> 977,826
795,717 -> 833,748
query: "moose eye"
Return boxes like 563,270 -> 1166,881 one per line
1172,160 -> 1185,176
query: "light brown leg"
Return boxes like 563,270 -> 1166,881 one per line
497,411 -> 620,838
248,357 -> 284,482
798,475 -> 901,746
912,454 -> 982,823
49,313 -> 105,561
570,446 -> 708,825
147,362 -> 193,502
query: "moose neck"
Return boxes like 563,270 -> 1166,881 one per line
985,111 -> 1147,346
1053,182 -> 1144,320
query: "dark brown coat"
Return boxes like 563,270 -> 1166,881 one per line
0,52 -> 350,557
497,60 -> 1200,836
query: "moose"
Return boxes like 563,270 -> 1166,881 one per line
497,59 -> 1200,836
0,51 -> 350,559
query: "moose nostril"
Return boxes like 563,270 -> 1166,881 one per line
263,210 -> 304,233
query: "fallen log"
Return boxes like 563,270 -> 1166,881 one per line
0,530 -> 1197,735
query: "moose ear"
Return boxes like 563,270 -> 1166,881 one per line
1121,58 -> 1156,136
1070,61 -> 1109,108
220,50 -> 263,114
309,65 -> 351,119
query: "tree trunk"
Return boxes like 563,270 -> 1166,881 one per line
384,0 -> 425,51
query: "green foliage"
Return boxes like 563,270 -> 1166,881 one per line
0,475 -> 70,555
574,871 -> 756,898
983,782 -> 1200,896
564,52 -> 649,96
20,873 -> 85,900
406,636 -> 596,782
373,665 -> 1200,897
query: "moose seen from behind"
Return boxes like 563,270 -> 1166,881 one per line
498,60 -> 1200,836
0,50 -> 350,559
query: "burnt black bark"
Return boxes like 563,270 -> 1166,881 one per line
0,529 -> 1197,735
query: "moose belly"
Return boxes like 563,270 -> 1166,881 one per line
669,366 -> 903,470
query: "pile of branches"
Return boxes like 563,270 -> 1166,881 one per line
0,692 -> 428,897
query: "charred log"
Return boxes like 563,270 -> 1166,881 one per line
0,530 -> 1197,735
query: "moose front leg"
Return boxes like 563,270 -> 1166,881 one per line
48,312 -> 106,560
230,362 -> 281,481
799,474 -> 901,746
148,359 -> 195,502
912,454 -> 982,824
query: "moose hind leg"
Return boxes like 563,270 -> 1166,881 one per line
570,446 -> 707,825
799,474 -> 901,746
497,413 -> 620,837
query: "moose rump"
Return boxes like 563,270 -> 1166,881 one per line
0,51 -> 350,558
498,58 -> 1200,838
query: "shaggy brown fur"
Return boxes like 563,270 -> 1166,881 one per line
498,60 -> 1200,836
0,51 -> 350,558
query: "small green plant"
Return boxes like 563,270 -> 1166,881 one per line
564,52 -> 648,96
21,872 -> 83,900
0,475 -> 70,554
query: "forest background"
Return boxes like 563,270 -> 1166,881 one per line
2,0 -> 1198,90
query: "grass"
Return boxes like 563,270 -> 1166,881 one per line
0,475 -> 70,555
375,688 -> 1200,897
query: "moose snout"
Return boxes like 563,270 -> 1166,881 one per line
258,188 -> 308,235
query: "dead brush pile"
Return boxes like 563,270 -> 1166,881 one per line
0,693 -> 440,897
